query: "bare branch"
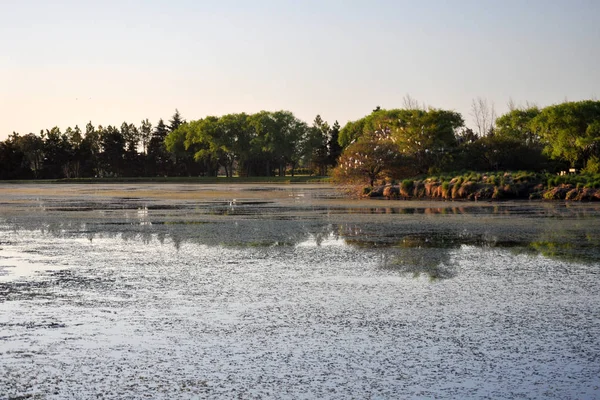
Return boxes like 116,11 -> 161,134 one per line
470,97 -> 497,137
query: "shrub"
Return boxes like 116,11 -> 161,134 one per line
583,156 -> 600,174
492,186 -> 503,200
401,179 -> 414,192
383,186 -> 400,198
441,181 -> 451,198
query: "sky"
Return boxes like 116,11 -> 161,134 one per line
1,0 -> 599,139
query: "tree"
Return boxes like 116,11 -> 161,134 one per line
305,115 -> 330,176
471,97 -> 496,137
0,133 -> 29,179
339,108 -> 463,175
181,117 -> 222,176
169,109 -> 184,132
328,120 -> 342,168
495,107 -> 541,145
42,127 -> 73,179
215,113 -> 253,177
148,118 -> 171,176
338,119 -> 366,148
391,108 -> 463,173
99,125 -> 125,176
402,94 -> 426,110
79,122 -> 101,177
333,133 -> 405,187
139,119 -> 152,155
530,100 -> 600,168
247,111 -> 308,176
119,122 -> 141,176
164,121 -> 203,176
15,133 -> 44,178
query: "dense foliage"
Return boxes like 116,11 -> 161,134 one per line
1,100 -> 599,181
0,111 -> 341,179
333,100 -> 600,185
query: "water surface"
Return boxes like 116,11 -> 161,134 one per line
1,183 -> 599,399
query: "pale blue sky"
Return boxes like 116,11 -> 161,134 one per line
1,0 -> 598,139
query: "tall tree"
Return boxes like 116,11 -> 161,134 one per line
471,97 -> 497,137
139,119 -> 152,155
495,107 -> 541,144
120,122 -> 141,176
169,109 -> 184,132
148,118 -> 171,176
339,108 -> 463,175
0,133 -> 29,179
530,100 -> 600,168
15,133 -> 45,178
99,125 -> 125,176
333,131 -> 406,187
42,127 -> 72,179
306,115 -> 330,176
328,120 -> 342,168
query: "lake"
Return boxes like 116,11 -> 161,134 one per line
1,183 -> 599,399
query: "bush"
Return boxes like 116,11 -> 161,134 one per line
401,179 -> 414,192
583,156 -> 600,174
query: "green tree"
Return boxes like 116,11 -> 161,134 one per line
80,122 -> 101,177
333,132 -> 405,187
339,108 -> 463,174
495,107 -> 541,144
247,111 -> 307,176
306,115 -> 330,176
99,125 -> 125,176
139,119 -> 152,155
391,109 -> 463,173
338,119 -> 366,148
216,113 -> 253,177
181,117 -> 222,176
328,120 -> 342,168
0,133 -> 29,179
148,118 -> 171,176
42,127 -> 73,179
530,100 -> 600,168
121,122 -> 141,176
169,109 -> 184,132
15,133 -> 45,178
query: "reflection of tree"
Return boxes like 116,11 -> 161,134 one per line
529,227 -> 600,264
382,234 -> 456,280
381,248 -> 456,280
3,207 -> 600,268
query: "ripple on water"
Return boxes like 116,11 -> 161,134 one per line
1,202 -> 600,399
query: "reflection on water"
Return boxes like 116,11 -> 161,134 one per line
2,192 -> 600,398
2,199 -> 600,282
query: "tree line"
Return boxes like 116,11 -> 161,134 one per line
0,110 -> 341,180
1,100 -> 599,182
334,100 -> 600,185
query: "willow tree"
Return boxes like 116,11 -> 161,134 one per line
338,108 -> 463,175
333,133 -> 403,187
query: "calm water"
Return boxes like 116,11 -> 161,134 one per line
1,184 -> 599,399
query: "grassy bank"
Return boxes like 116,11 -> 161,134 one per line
364,171 -> 600,201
